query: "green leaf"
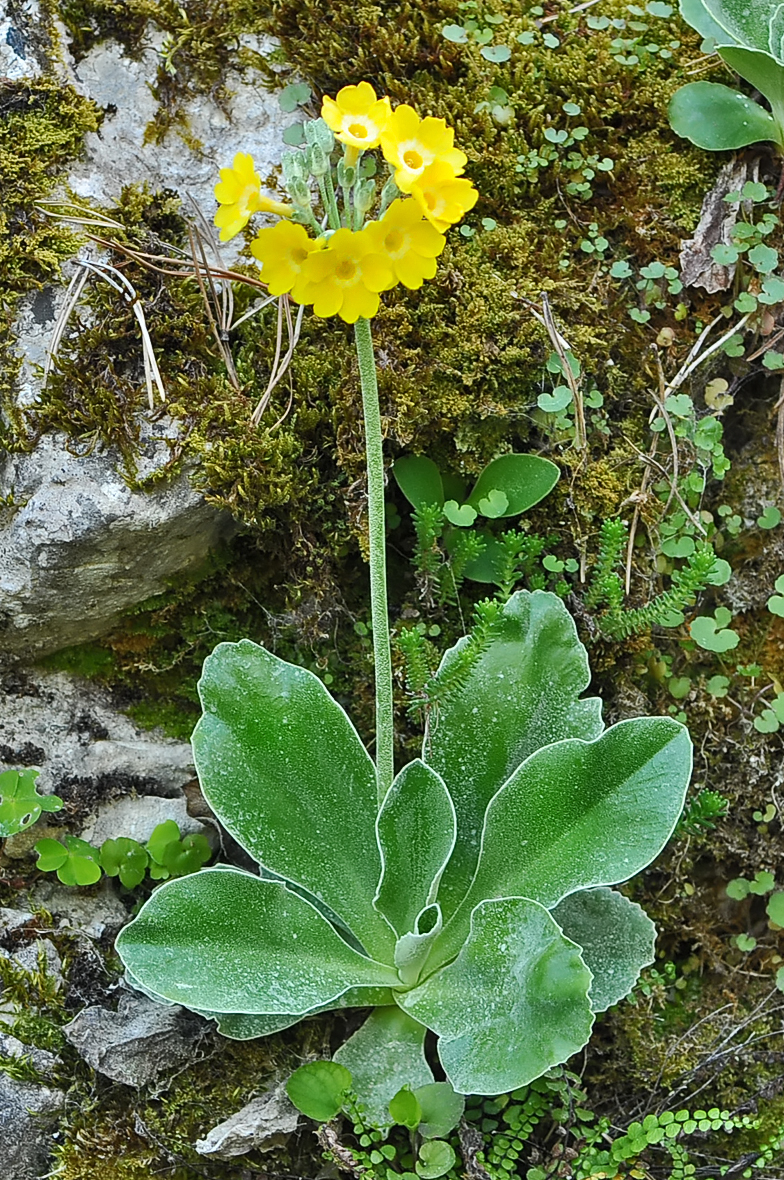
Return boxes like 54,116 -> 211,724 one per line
758,505 -> 782,529
100,837 -> 149,889
0,769 -> 63,838
160,833 -> 212,878
333,1007 -> 434,1126
726,877 -> 751,900
442,23 -> 469,42
748,242 -> 779,273
393,456 -> 445,510
33,837 -> 69,873
476,489 -> 509,518
400,897 -> 594,1094
282,122 -> 305,146
278,82 -> 312,112
193,641 -> 393,959
35,836 -> 102,886
466,455 -> 560,517
480,44 -> 512,62
443,500 -> 478,527
425,591 -> 604,916
205,986 -> 397,1040
702,0 -> 778,53
767,891 -> 784,925
375,761 -> 456,937
434,718 -> 691,964
414,1082 -> 465,1139
147,820 -> 181,864
389,1086 -> 423,1129
668,83 -> 779,150
287,1061 -> 353,1120
551,888 -> 656,1012
116,867 -> 399,1014
679,0 -> 736,42
718,45 -> 784,127
416,1140 -> 457,1179
689,613 -> 740,652
538,386 -> 573,413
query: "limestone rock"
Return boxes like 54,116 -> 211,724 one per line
195,1084 -> 300,1159
0,1031 -> 60,1076
0,1073 -> 63,1180
0,667 -> 194,810
78,794 -> 209,848
0,433 -> 236,659
63,991 -> 209,1087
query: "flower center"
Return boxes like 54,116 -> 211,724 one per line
335,259 -> 357,282
403,148 -> 424,171
348,121 -> 369,140
384,229 -> 405,254
423,191 -> 438,211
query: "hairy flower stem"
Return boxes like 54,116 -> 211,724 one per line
354,317 -> 395,803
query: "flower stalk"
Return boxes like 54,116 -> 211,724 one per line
354,316 -> 395,802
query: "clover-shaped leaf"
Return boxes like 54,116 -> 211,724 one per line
476,489 -> 508,518
767,891 -> 784,926
757,505 -> 782,529
34,836 -> 102,887
443,500 -> 477,527
161,833 -> 212,878
0,768 -> 63,838
287,1060 -> 353,1121
689,609 -> 739,652
538,386 -> 573,413
100,837 -> 149,889
416,1140 -> 456,1179
768,574 -> 784,615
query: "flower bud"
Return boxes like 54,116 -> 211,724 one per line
304,117 -> 335,154
282,149 -> 307,184
354,178 -> 377,216
309,142 -> 330,178
336,159 -> 356,188
287,176 -> 312,208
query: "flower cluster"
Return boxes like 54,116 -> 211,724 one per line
213,83 -> 478,322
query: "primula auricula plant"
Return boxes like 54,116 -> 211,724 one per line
116,84 -> 693,1107
670,0 -> 784,151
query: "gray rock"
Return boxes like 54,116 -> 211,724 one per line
78,794 -> 209,848
0,667 -> 194,807
0,1031 -> 60,1076
0,909 -> 34,941
29,879 -> 129,940
0,0 -> 49,81
63,991 -> 209,1086
12,938 -> 63,990
0,1073 -> 63,1180
0,433 -> 236,659
195,1083 -> 299,1159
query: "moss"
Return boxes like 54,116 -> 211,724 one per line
0,78 -> 100,441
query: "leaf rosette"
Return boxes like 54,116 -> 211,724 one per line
116,590 -> 691,1101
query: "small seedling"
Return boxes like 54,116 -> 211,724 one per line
0,769 -> 63,839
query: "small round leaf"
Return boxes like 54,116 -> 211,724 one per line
287,1061 -> 353,1121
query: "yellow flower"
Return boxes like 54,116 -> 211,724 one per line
380,105 -> 467,193
322,82 -> 392,151
214,152 -> 292,242
250,221 -> 324,298
296,227 -> 394,322
363,199 -> 445,290
410,161 -> 478,232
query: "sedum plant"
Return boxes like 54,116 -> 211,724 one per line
670,0 -> 784,150
115,83 -> 693,1103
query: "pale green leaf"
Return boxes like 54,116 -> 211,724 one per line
399,897 -> 594,1095
205,987 -> 397,1039
414,1082 -> 465,1139
193,641 -> 393,959
718,46 -> 784,126
771,4 -> 784,61
389,1086 -> 423,1128
417,1140 -> 456,1178
334,1006 -> 434,1125
668,83 -> 779,150
394,904 -> 443,986
425,591 -> 603,916
679,0 -> 733,43
702,0 -> 779,51
116,867 -> 399,1015
551,887 -> 656,1012
287,1061 -> 352,1120
375,761 -> 456,937
434,718 -> 691,964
